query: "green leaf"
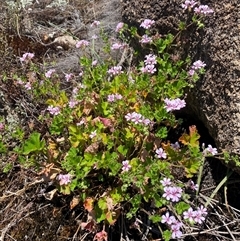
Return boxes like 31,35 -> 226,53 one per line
98,198 -> 107,210
117,145 -> 128,156
163,230 -> 172,241
149,214 -> 161,223
155,126 -> 168,139
0,141 -> 7,153
175,201 -> 190,215
22,132 -> 45,155
110,187 -> 123,203
125,127 -> 134,139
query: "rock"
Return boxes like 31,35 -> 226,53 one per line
122,0 -> 240,171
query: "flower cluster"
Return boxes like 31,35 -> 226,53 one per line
76,40 -> 89,48
183,205 -> 207,224
107,93 -> 123,102
140,19 -> 155,29
111,42 -> 126,50
65,73 -> 74,82
181,0 -> 197,9
68,99 -> 78,108
163,186 -> 183,202
47,106 -> 61,116
140,54 -> 157,74
160,177 -> 208,237
20,52 -> 34,63
161,212 -> 183,239
45,69 -> 56,78
125,112 -> 151,126
140,35 -> 153,44
107,66 -> 123,76
164,98 -> 186,112
194,5 -> 214,14
58,174 -> 71,186
90,20 -> 100,27
181,0 -> 214,14
188,60 -> 206,76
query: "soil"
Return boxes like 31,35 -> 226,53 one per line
1,1 -> 240,241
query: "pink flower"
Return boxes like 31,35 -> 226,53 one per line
107,94 -> 115,102
183,207 -> 196,222
197,205 -> 208,216
161,212 -> 176,225
20,52 -> 34,63
189,180 -> 199,191
140,64 -> 156,74
160,177 -> 172,186
90,130 -> 97,139
17,79 -> 24,85
68,99 -> 78,108
191,60 -> 206,70
45,69 -> 56,78
58,174 -> 71,185
171,224 -> 183,239
65,73 -> 73,82
170,186 -> 182,202
77,119 -> 86,126
188,69 -> 195,76
140,19 -> 155,29
163,186 -> 173,201
115,22 -> 124,32
144,54 -> 157,65
24,82 -> 32,90
163,186 -> 182,202
0,122 -> 5,131
131,112 -> 143,124
107,66 -> 123,76
108,93 -> 123,102
111,42 -> 125,50
93,230 -> 107,241
114,94 -> 123,100
92,60 -> 98,66
164,98 -> 186,112
91,34 -> 98,40
194,5 -> 214,14
171,141 -> 180,150
142,118 -> 151,126
76,40 -> 89,48
140,35 -> 153,44
181,0 -> 197,10
125,112 -> 151,126
47,106 -> 61,115
193,210 -> 206,224
90,20 -> 100,27
205,144 -> 218,155
122,160 -> 131,172
156,148 -> 167,159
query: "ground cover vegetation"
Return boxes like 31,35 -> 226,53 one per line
1,0 -> 240,240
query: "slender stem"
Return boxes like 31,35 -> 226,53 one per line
196,155 -> 205,196
204,168 -> 233,208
